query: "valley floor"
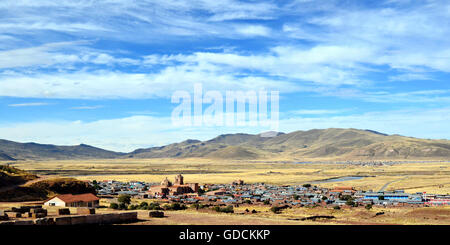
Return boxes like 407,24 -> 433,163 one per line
123,205 -> 450,225
6,158 -> 450,194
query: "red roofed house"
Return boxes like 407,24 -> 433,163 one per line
44,193 -> 100,207
330,186 -> 356,194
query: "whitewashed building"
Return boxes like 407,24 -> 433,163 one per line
44,193 -> 100,207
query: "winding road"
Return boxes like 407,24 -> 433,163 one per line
378,176 -> 409,192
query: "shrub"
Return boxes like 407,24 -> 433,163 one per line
118,203 -> 127,210
340,195 -> 352,201
139,202 -> 149,209
270,205 -> 288,214
164,203 -> 187,211
192,203 -> 207,210
263,199 -> 270,205
128,204 -> 138,210
221,205 -> 234,213
333,206 -> 341,210
109,203 -> 119,209
346,199 -> 356,207
365,204 -> 373,210
212,205 -> 234,213
148,202 -> 162,210
118,194 -> 131,205
302,184 -> 311,188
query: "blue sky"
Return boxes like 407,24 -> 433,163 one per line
1,0 -> 450,152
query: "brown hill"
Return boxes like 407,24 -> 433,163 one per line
127,128 -> 450,160
0,139 -> 124,160
1,128 -> 450,160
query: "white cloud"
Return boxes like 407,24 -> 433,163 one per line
0,41 -> 140,69
71,105 -> 104,110
0,67 -> 300,99
0,0 -> 277,42
235,25 -> 271,37
389,73 -> 434,82
8,102 -> 50,107
291,109 -> 348,115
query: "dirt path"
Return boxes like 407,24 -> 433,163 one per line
378,176 -> 408,192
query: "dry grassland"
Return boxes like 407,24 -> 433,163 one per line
6,158 -> 450,194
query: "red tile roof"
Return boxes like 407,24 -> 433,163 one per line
54,193 -> 99,203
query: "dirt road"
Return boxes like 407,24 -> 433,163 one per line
378,176 -> 408,192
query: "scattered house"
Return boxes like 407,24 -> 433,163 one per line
44,193 -> 100,207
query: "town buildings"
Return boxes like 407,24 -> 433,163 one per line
91,175 -> 450,208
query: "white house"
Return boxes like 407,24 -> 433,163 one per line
44,193 -> 100,207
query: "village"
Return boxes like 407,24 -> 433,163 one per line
1,173 -> 450,225
95,174 -> 450,207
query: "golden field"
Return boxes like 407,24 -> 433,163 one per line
4,158 -> 450,194
129,204 -> 450,225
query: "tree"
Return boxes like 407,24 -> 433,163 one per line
333,205 -> 341,210
263,199 -> 270,205
346,199 -> 356,207
365,204 -> 373,210
118,194 -> 131,205
118,203 -> 127,210
303,184 -> 311,188
148,202 -> 162,210
128,204 -> 138,210
109,203 -> 119,209
164,202 -> 187,211
139,201 -> 149,209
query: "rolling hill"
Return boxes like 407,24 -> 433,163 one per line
0,139 -> 123,160
126,128 -> 450,160
1,128 -> 450,160
0,165 -> 96,201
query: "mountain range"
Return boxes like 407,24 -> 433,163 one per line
1,128 -> 450,160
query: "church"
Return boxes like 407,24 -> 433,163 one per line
149,174 -> 199,197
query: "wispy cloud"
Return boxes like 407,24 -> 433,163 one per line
291,109 -> 348,115
8,102 -> 50,107
71,105 -> 104,110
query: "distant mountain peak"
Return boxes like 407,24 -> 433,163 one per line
1,128 -> 449,160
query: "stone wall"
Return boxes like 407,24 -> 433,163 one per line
0,212 -> 138,225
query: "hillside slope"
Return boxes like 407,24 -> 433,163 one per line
1,128 -> 450,160
127,128 -> 450,160
0,140 -> 124,160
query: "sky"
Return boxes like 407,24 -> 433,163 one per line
1,0 -> 450,152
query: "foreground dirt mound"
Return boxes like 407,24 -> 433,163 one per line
406,208 -> 450,220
